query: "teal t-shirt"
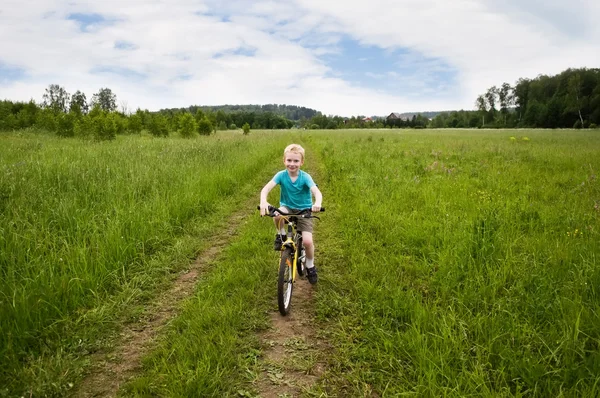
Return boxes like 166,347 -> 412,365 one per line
273,170 -> 316,210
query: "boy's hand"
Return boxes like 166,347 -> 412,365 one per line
312,203 -> 322,212
260,202 -> 271,216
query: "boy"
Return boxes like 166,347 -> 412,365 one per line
260,144 -> 323,284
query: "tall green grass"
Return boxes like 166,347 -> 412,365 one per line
306,129 -> 600,396
121,210 -> 278,397
3,129 -> 599,396
0,131 -> 290,396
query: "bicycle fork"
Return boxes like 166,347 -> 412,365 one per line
281,239 -> 298,283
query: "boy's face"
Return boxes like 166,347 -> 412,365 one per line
283,151 -> 304,173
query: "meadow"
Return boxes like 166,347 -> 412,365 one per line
1,128 -> 599,397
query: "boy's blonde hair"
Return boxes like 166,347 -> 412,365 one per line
283,144 -> 305,161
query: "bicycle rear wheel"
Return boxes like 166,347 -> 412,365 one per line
278,247 -> 294,315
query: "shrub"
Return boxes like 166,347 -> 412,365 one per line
114,114 -> 127,135
127,114 -> 143,134
148,115 -> 169,137
198,118 -> 213,135
242,122 -> 250,135
74,115 -> 93,139
35,108 -> 57,132
92,112 -> 117,141
179,113 -> 197,138
589,123 -> 598,129
229,123 -> 237,130
56,112 -> 76,137
574,120 -> 583,129
326,121 -> 337,129
217,121 -> 228,131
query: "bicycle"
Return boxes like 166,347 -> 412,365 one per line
258,205 -> 324,315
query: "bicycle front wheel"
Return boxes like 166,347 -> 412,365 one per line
278,247 -> 294,315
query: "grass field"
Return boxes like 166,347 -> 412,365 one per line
1,128 -> 599,397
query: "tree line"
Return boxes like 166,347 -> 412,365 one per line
298,67 -> 600,130
0,85 -> 297,140
1,67 -> 599,138
430,67 -> 600,129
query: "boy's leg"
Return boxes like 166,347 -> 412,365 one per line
302,231 -> 314,264
302,231 -> 318,284
272,207 -> 288,250
273,207 -> 289,235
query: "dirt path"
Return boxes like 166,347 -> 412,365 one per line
254,271 -> 328,398
72,210 -> 248,397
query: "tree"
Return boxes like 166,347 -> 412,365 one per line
498,83 -> 513,112
513,78 -> 530,123
523,100 -> 547,127
567,73 -> 585,126
475,95 -> 487,126
485,86 -> 499,112
194,109 -> 205,124
42,84 -> 70,114
497,83 -> 514,126
91,88 -> 117,112
242,122 -> 250,135
70,90 -> 89,115
475,95 -> 487,112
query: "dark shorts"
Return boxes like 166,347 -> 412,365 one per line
280,206 -> 313,233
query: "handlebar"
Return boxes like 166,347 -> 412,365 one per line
256,205 -> 325,217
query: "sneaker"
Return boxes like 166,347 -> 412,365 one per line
274,234 -> 283,251
306,266 -> 318,285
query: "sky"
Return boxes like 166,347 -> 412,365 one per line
1,0 -> 599,116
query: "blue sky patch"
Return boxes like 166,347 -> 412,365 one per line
114,41 -> 137,50
0,62 -> 26,82
318,37 -> 458,100
174,74 -> 193,81
213,45 -> 257,59
195,10 -> 230,23
91,66 -> 146,81
67,13 -> 117,32
233,47 -> 257,57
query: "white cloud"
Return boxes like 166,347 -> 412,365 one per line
0,0 -> 598,116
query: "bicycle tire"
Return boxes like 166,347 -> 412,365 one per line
295,236 -> 305,277
278,247 -> 294,315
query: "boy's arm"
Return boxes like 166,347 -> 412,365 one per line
310,185 -> 323,212
260,180 -> 277,216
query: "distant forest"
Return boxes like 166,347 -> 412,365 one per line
162,104 -> 319,121
1,67 -> 599,139
429,67 -> 600,129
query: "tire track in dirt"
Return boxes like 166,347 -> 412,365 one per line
72,209 -> 249,397
255,270 -> 328,398
254,141 -> 330,398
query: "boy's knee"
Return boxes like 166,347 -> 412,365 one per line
303,235 -> 313,248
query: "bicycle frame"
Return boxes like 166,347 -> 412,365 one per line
277,215 -> 303,284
